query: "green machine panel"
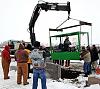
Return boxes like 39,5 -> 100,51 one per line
51,52 -> 80,60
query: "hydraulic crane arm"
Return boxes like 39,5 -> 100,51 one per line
29,1 -> 71,45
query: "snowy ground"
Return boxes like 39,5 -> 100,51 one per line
0,57 -> 100,89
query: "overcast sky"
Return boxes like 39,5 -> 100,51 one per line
0,0 -> 100,46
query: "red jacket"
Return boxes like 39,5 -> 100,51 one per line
1,45 -> 11,62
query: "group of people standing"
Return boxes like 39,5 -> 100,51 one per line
1,41 -> 49,89
1,38 -> 100,88
81,44 -> 100,77
1,43 -> 32,84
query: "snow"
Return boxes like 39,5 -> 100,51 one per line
0,57 -> 100,89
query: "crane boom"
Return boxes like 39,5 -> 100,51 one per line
29,1 -> 71,45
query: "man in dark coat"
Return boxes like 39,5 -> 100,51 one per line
91,45 -> 99,70
63,36 -> 71,67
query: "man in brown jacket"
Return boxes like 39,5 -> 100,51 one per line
15,44 -> 29,85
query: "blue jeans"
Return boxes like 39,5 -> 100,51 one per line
83,62 -> 91,74
32,68 -> 47,89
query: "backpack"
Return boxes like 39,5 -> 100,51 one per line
30,49 -> 44,60
29,49 -> 46,67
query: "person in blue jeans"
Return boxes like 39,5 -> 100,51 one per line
83,62 -> 91,76
81,46 -> 91,77
29,41 -> 50,89
33,69 -> 47,89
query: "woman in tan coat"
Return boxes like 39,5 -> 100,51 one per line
81,46 -> 91,77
